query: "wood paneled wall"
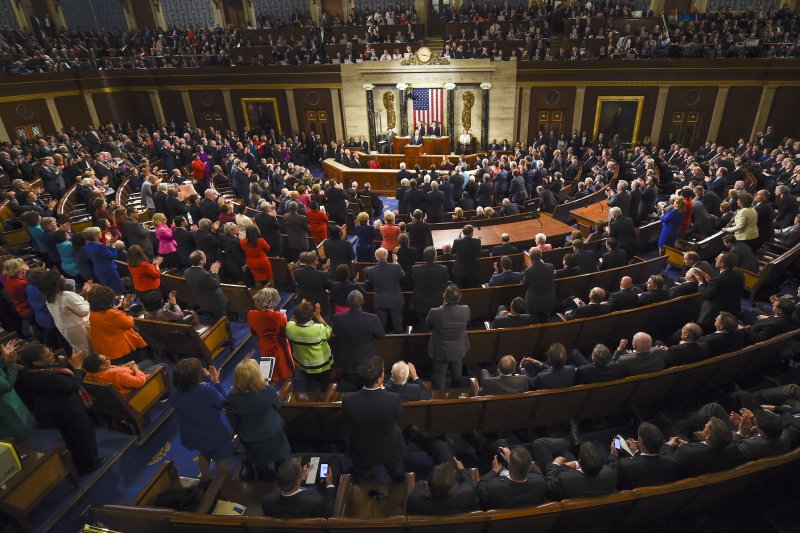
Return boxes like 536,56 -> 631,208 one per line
767,86 -> 800,142
717,86 -> 762,147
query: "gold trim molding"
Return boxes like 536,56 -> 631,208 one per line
593,96 -> 644,145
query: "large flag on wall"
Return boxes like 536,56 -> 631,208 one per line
412,88 -> 443,128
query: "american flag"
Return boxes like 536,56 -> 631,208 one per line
412,88 -> 443,129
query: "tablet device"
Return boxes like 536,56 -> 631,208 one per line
259,357 -> 275,381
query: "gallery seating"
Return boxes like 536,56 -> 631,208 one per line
133,314 -> 233,365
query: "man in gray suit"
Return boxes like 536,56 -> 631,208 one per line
123,206 -> 154,257
479,355 -> 529,395
611,332 -> 665,376
283,201 -> 309,262
522,248 -> 555,323
426,284 -> 471,389
184,250 -> 227,323
364,248 -> 405,333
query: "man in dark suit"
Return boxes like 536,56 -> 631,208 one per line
365,248 -> 405,333
609,423 -> 677,490
165,188 -> 189,225
408,462 -> 479,516
533,440 -> 617,500
611,332 -> 666,376
573,344 -> 626,384
172,216 -> 195,268
566,287 -> 611,320
746,298 -> 795,344
293,252 -> 332,318
554,254 -> 582,279
478,354 -> 530,395
451,224 -> 482,288
153,184 -> 169,215
122,207 -> 154,257
521,342 -> 576,390
477,445 -> 546,510
397,163 -> 413,184
663,322 -> 708,367
775,185 -> 799,229
698,312 -> 746,357
692,252 -> 745,332
753,189 -> 775,248
192,219 -> 222,265
608,208 -> 640,259
284,201 -> 310,262
660,416 -> 738,477
488,255 -> 523,287
331,290 -> 385,392
638,275 -> 669,305
599,238 -> 628,270
491,233 -> 519,256
606,276 -> 639,311
491,297 -> 535,328
254,202 -> 283,257
410,129 -> 424,146
384,361 -> 431,402
261,457 -> 336,518
404,179 -> 427,216
571,239 -> 597,273
412,247 -> 450,329
426,182 -> 445,223
342,357 -> 407,481
199,189 -> 222,222
606,179 -> 631,217
220,222 -> 245,283
184,251 -> 227,322
730,407 -> 789,461
522,248 -> 555,322
778,214 -> 800,248
407,211 -> 433,260
426,284 -> 471,389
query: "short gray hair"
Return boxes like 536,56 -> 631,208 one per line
609,206 -> 622,217
253,287 -> 281,311
391,361 -> 410,385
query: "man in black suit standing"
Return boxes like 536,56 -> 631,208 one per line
775,185 -> 799,229
331,291 -> 386,392
365,248 -> 405,333
261,457 -> 336,518
172,216 -> 195,268
192,218 -> 222,265
122,206 -> 154,257
407,210 -> 432,259
477,445 -> 546,510
293,252 -> 332,319
522,248 -> 555,322
411,128 -> 425,146
199,189 -> 222,222
342,357 -> 407,482
608,423 -> 677,490
753,189 -> 775,249
691,252 -> 745,332
184,251 -> 227,323
426,181 -> 445,223
412,247 -> 450,330
606,179 -> 631,217
607,207 -> 640,260
220,222 -> 246,283
407,462 -> 479,516
426,284 -> 471,389
254,201 -> 283,257
452,224 -> 482,288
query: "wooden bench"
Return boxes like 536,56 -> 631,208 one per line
333,473 -> 415,519
736,242 -> 800,301
134,314 -> 233,365
83,363 -> 171,436
664,231 -> 725,269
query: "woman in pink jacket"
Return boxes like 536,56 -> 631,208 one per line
152,213 -> 178,268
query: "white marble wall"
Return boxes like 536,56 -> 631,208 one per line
340,59 -> 517,152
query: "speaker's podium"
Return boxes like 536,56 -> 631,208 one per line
392,136 -> 451,155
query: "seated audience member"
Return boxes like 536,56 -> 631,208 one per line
520,342 -> 576,390
745,298 -> 795,343
612,332 -> 665,376
477,445 -> 546,510
384,361 -> 431,402
342,356 -> 407,482
609,422 -> 677,490
698,312 -> 745,357
491,233 -> 519,256
532,439 -> 617,500
729,407 -> 789,461
660,416 -> 738,477
598,238 -> 627,270
638,275 -> 669,305
683,251 -> 716,279
571,239 -> 597,273
488,255 -> 522,286
491,297 -> 535,328
778,214 -> 800,248
408,461 -> 480,516
565,287 -> 610,320
479,354 -> 530,395
662,322 -> 708,366
554,253 -> 582,279
722,234 -> 759,273
82,353 -> 147,393
607,276 -> 640,311
141,289 -> 186,322
261,457 -> 336,518
670,268 -> 701,298
534,233 -> 552,251
574,344 -> 625,384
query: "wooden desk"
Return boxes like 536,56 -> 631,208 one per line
431,213 -> 574,250
0,442 -> 79,532
570,200 -> 609,237
392,136 -> 451,155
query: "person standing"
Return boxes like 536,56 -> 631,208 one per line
246,287 -> 294,387
426,284 -> 471,389
0,339 -> 35,443
240,226 -> 273,288
285,300 -> 333,392
522,247 -> 555,323
364,248 -> 405,333
331,290 -> 385,392
184,251 -> 228,323
452,224 -> 482,288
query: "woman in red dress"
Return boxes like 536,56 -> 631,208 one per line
247,287 -> 293,386
306,202 -> 329,245
240,226 -> 273,288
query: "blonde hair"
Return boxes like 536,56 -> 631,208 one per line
454,207 -> 463,218
2,258 -> 25,277
356,211 -> 370,224
485,207 -> 495,217
84,226 -> 102,240
152,212 -> 167,226
384,211 -> 395,224
232,359 -> 266,393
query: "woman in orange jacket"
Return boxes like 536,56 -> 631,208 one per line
87,285 -> 147,364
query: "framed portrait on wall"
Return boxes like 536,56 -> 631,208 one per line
241,98 -> 282,135
592,96 -> 644,146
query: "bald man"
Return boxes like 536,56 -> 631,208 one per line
611,332 -> 665,376
607,276 -> 639,311
661,323 -> 708,367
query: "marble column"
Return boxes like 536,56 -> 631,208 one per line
397,83 -> 409,136
364,84 -> 377,152
480,83 -> 491,151
445,83 -> 456,154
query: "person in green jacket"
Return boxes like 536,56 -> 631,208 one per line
285,300 -> 333,392
0,339 -> 36,442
